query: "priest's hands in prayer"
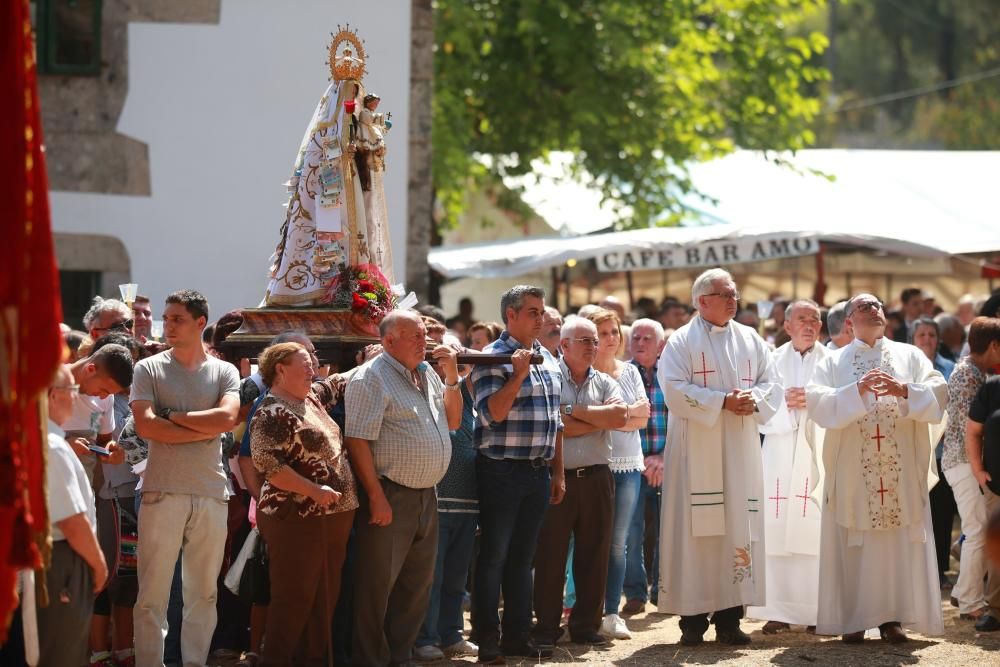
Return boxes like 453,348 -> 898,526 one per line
856,369 -> 909,399
784,387 -> 807,410
724,389 -> 757,416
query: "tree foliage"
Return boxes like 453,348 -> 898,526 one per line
433,0 -> 829,230
822,0 -> 1000,148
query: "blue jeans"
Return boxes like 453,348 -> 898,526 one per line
606,471 -> 641,613
474,457 -> 551,647
623,476 -> 661,603
417,512 -> 478,648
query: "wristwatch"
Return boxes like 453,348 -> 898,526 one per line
562,404 -> 574,416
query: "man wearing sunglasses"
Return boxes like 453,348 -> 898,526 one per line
83,297 -> 134,341
807,293 -> 947,644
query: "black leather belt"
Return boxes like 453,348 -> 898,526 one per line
568,464 -> 609,478
478,455 -> 548,468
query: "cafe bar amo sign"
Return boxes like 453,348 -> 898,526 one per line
596,235 -> 818,273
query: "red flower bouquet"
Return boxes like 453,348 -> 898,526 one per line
324,264 -> 396,324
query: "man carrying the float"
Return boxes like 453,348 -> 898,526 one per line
656,268 -> 781,646
807,293 -> 946,643
747,299 -> 829,634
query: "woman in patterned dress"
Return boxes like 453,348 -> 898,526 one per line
249,342 -> 359,666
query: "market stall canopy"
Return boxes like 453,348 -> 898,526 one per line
429,150 -> 1000,279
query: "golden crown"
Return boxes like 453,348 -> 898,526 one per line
328,25 -> 367,82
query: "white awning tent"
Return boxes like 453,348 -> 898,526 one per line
429,150 -> 1000,281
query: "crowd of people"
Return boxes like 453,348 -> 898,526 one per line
7,272 -> 1000,667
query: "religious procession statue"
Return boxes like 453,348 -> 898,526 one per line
263,26 -> 396,310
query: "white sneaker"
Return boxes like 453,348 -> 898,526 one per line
601,613 -> 632,640
441,639 -> 479,657
413,645 -> 445,661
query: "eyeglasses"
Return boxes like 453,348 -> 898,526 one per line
51,384 -> 80,395
571,337 -> 599,346
851,300 -> 883,314
704,291 -> 740,301
96,319 -> 134,334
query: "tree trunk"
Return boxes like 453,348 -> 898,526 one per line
406,0 -> 434,303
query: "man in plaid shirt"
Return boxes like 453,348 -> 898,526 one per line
622,318 -> 669,613
470,285 -> 565,663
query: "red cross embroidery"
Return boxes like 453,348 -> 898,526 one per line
693,352 -> 715,387
795,478 -> 810,517
741,359 -> 754,387
768,479 -> 788,519
876,477 -> 889,505
871,423 -> 885,452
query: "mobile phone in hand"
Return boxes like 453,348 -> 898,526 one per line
88,444 -> 112,457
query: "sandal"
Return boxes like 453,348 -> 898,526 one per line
959,607 -> 990,621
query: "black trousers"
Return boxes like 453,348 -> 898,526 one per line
929,457 -> 957,577
679,605 -> 743,635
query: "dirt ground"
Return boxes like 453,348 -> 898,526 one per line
213,586 -> 1000,666
433,591 -> 1000,666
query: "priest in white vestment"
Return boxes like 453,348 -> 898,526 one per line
657,268 -> 781,646
807,293 -> 946,643
747,299 -> 828,633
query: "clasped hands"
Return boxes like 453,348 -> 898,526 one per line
857,369 -> 908,399
723,389 -> 757,416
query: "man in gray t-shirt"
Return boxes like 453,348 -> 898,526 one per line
130,290 -> 239,667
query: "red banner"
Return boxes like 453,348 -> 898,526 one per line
0,0 -> 64,640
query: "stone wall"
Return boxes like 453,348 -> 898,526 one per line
39,0 -> 220,196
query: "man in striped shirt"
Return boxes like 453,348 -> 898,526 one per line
470,285 -> 565,664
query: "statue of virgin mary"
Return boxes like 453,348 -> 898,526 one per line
263,28 -> 394,306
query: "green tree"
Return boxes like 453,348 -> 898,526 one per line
821,0 -> 1000,147
433,0 -> 829,230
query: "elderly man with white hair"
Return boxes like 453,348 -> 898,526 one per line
825,301 -> 853,351
747,299 -> 829,634
531,317 -> 627,649
622,318 -> 669,614
656,268 -> 781,646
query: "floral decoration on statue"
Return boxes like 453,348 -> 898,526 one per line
325,264 -> 396,323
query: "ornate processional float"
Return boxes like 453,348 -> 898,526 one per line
223,26 -> 413,368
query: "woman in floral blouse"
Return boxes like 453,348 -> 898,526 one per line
249,342 -> 358,667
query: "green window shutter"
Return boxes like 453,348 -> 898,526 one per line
36,0 -> 102,76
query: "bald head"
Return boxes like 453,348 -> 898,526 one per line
379,309 -> 422,338
380,310 -> 427,371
